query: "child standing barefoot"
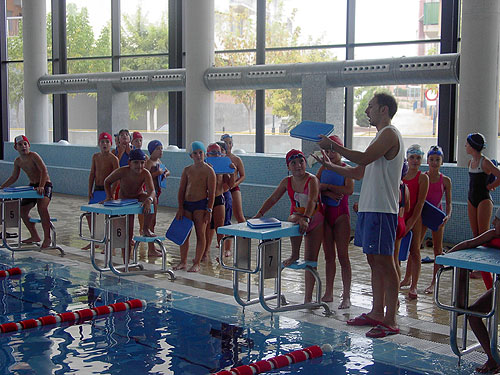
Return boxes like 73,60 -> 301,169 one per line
254,149 -> 324,303
400,145 -> 429,300
316,135 -> 353,309
420,146 -> 452,294
465,133 -> 500,289
174,142 -> 216,272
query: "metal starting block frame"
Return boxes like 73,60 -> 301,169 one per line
218,222 -> 331,316
0,188 -> 64,256
79,202 -> 174,279
435,247 -> 500,364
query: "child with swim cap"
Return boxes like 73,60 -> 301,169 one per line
465,133 -> 500,289
315,135 -> 353,309
221,134 -> 246,223
174,141 -> 216,272
145,140 -> 170,257
82,132 -> 119,250
400,144 -> 429,300
202,143 -> 235,261
1,135 -> 54,249
254,149 -> 324,303
420,145 -> 452,294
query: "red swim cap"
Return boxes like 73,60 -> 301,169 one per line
286,149 -> 305,166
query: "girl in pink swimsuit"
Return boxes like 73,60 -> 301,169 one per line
420,146 -> 452,294
254,149 -> 324,303
316,135 -> 353,309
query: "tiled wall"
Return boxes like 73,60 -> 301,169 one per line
2,142 -> 497,245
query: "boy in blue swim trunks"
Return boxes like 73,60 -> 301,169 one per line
1,135 -> 54,249
82,132 -> 119,250
174,141 -> 216,272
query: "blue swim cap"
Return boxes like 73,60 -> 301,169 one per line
129,149 -> 146,161
427,145 -> 444,158
189,141 -> 206,155
220,133 -> 232,141
148,140 -> 163,155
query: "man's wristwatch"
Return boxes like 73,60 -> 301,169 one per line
206,208 -> 213,213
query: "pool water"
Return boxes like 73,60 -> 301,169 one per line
0,258 -> 479,374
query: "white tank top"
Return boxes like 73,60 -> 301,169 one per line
358,125 -> 404,214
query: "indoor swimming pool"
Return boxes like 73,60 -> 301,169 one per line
0,252 -> 480,375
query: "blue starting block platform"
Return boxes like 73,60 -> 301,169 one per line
217,221 -> 330,316
435,247 -> 500,364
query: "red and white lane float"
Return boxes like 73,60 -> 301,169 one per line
0,298 -> 146,334
0,267 -> 22,278
212,344 -> 332,375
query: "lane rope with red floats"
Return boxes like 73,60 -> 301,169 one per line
0,298 -> 146,334
0,267 -> 22,278
212,344 -> 333,375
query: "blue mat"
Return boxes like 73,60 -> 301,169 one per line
103,199 -> 139,207
166,216 -> 194,245
205,156 -> 235,174
246,217 -> 281,229
320,169 -> 344,207
421,201 -> 446,232
290,121 -> 334,142
89,190 -> 106,204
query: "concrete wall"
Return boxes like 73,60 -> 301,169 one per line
1,142 -> 494,245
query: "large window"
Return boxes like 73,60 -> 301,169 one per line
352,85 -> 439,154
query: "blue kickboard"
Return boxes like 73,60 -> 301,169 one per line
246,217 -> 281,229
0,188 -> 43,199
103,199 -> 139,207
3,186 -> 35,192
158,164 -> 168,189
421,201 -> 446,232
320,169 -> 345,207
399,230 -> 413,262
166,216 -> 194,245
285,260 -> 318,269
206,156 -> 235,174
290,121 -> 334,142
436,247 -> 500,274
89,190 -> 107,204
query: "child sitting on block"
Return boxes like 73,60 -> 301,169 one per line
174,141 -> 216,272
0,135 -> 54,249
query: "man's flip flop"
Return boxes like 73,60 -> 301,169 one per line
365,324 -> 400,338
421,256 -> 434,263
346,313 -> 381,327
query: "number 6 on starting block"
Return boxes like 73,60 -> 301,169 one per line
111,216 -> 127,248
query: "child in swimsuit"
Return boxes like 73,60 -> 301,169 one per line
145,140 -> 170,257
216,141 -> 235,258
420,146 -> 452,294
315,135 -> 353,309
221,134 -> 246,223
174,141 -> 216,272
400,144 -> 429,300
0,135 -> 54,249
254,149 -> 324,303
82,132 -> 119,250
465,133 -> 500,289
393,159 -> 410,286
202,143 -> 235,261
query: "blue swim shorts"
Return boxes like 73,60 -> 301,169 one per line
354,212 -> 397,255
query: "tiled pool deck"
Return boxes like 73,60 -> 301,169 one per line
1,193 -> 493,374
